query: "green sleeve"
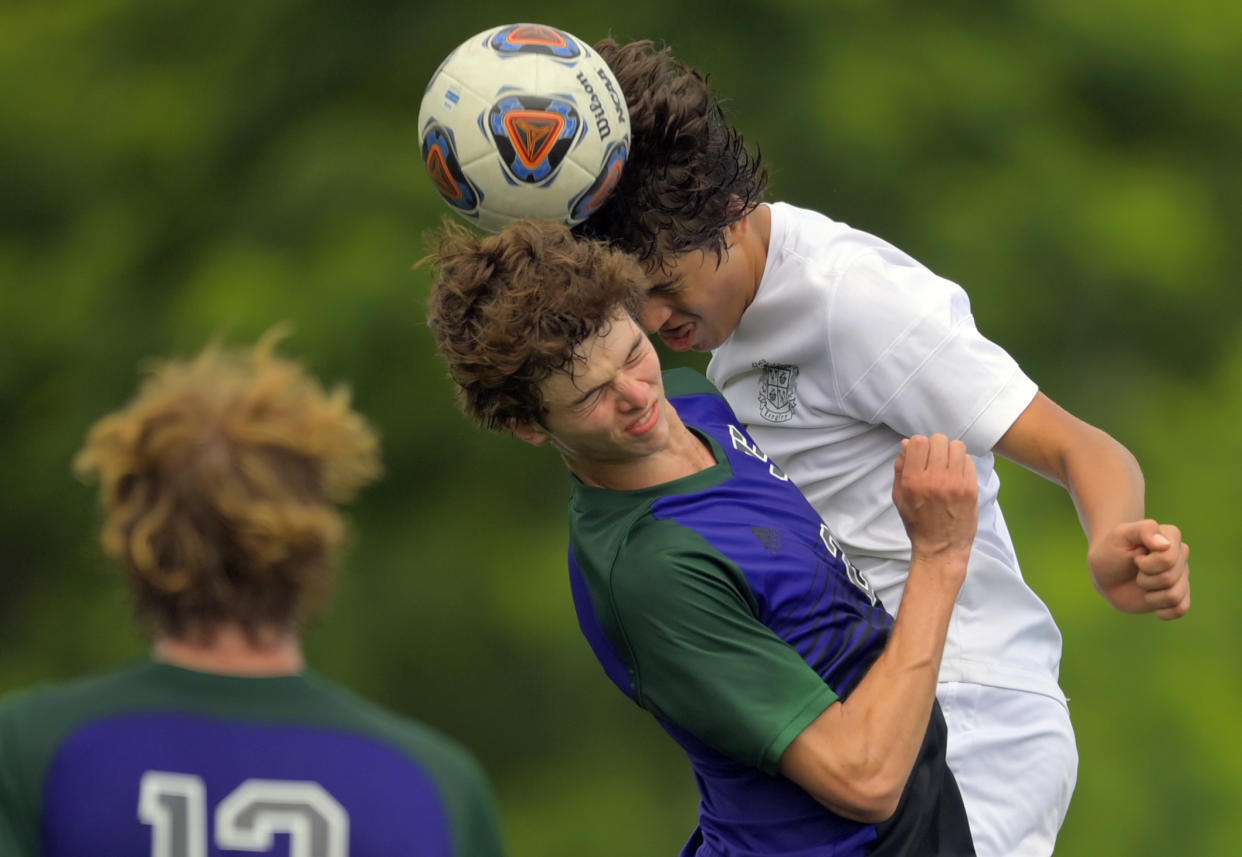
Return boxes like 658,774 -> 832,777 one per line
0,806 -> 20,857
434,742 -> 507,857
608,521 -> 837,774
303,682 -> 509,857
0,693 -> 40,857
661,367 -> 721,398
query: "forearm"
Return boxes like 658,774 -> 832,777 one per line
781,434 -> 977,820
1058,426 -> 1145,544
833,558 -> 958,795
995,393 -> 1145,544
780,554 -> 960,821
996,392 -> 1188,616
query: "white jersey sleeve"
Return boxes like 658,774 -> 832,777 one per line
826,246 -> 1037,455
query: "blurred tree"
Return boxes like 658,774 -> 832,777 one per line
1,1 -> 1236,855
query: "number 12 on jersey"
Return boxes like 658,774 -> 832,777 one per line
139,770 -> 349,857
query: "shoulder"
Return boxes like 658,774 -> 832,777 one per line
769,203 -> 959,303
661,369 -> 743,431
0,685 -> 44,753
661,367 -> 720,398
299,673 -> 490,786
291,673 -> 506,855
0,663 -> 159,834
768,203 -> 893,276
795,239 -> 976,378
0,662 -> 152,744
300,675 -> 505,852
736,205 -> 935,365
840,244 -> 970,311
611,518 -> 755,616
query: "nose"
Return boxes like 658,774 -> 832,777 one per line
614,372 -> 648,410
638,297 -> 673,333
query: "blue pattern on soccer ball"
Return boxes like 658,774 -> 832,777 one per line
489,24 -> 582,59
570,140 -> 628,221
420,125 -> 483,213
489,96 -> 579,183
418,23 -> 632,230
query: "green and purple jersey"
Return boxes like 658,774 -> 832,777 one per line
0,660 -> 505,857
568,369 -> 973,856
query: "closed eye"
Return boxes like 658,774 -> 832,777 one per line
572,387 -> 604,410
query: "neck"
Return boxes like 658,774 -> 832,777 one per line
568,408 -> 716,491
153,625 -> 304,676
742,204 -> 772,308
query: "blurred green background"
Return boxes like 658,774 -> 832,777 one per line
2,0 -> 1238,854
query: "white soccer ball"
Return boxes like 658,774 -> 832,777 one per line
417,23 -> 630,233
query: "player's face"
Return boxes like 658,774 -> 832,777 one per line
522,312 -> 670,465
639,221 -> 760,352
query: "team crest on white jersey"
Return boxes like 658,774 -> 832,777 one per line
754,361 -> 799,423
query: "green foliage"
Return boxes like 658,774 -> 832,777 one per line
2,1 -> 1236,855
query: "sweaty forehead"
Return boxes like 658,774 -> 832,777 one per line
540,314 -> 637,403
644,255 -> 698,294
542,346 -> 600,403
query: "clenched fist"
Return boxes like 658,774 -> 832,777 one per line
893,434 -> 979,575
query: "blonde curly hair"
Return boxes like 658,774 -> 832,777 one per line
74,330 -> 380,640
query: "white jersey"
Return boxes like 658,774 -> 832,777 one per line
707,202 -> 1065,701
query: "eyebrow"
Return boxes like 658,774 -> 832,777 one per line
570,333 -> 646,406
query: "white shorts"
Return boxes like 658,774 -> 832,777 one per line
937,681 -> 1078,857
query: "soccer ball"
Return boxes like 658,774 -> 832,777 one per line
417,23 -> 630,233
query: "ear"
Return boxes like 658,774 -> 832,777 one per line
724,211 -> 749,247
512,421 -> 551,447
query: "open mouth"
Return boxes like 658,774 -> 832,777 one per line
659,321 -> 695,351
626,402 -> 660,436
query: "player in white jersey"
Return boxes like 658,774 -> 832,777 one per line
575,39 -> 1192,857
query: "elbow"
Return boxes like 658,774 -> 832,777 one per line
779,702 -> 918,824
799,762 -> 907,824
828,771 -> 905,823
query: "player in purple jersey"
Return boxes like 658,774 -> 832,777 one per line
0,333 -> 507,857
426,219 -> 979,856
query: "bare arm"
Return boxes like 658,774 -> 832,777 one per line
779,434 -> 977,822
994,392 -> 1190,619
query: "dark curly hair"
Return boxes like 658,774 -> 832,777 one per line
575,38 -> 769,269
426,219 -> 647,431
74,331 -> 380,641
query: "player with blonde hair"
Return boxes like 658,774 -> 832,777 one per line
0,332 -> 506,857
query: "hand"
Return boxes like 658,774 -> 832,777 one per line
1088,520 -> 1191,619
892,434 -> 979,570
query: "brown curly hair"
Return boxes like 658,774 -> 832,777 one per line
425,219 -> 647,431
74,330 -> 380,641
575,38 -> 769,269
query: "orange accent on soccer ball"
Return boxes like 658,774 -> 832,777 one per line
426,145 -> 462,200
586,158 -> 625,213
508,25 -> 568,49
504,111 -> 566,169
